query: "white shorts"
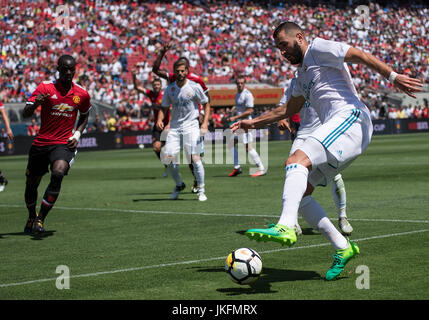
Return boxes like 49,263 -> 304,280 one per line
163,120 -> 203,157
297,108 -> 373,187
289,136 -> 306,156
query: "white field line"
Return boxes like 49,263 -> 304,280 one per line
1,228 -> 429,288
1,204 -> 429,224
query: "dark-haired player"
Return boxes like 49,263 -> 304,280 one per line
132,67 -> 170,175
153,42 -> 210,193
232,21 -> 421,280
22,55 -> 91,233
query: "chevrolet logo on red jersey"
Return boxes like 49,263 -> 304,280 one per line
52,103 -> 74,112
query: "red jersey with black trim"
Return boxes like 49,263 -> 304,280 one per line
167,72 -> 209,112
27,80 -> 91,146
145,88 -> 170,126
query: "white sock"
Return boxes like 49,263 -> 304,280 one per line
299,195 -> 348,250
229,146 -> 240,169
168,163 -> 182,186
192,160 -> 205,191
248,148 -> 264,171
332,174 -> 347,218
277,163 -> 308,228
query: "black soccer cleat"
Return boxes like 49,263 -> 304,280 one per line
32,218 -> 45,233
24,217 -> 36,234
0,176 -> 7,192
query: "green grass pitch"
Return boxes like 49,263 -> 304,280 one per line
0,133 -> 428,300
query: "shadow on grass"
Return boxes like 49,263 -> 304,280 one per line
0,230 -> 56,241
192,266 -> 321,295
235,228 -> 320,236
132,198 -> 196,202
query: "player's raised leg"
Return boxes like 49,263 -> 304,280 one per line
246,149 -> 311,246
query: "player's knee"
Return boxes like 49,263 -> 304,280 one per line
50,171 -> 65,189
191,154 -> 200,163
286,150 -> 312,169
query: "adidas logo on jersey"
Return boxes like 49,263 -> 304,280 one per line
51,94 -> 58,99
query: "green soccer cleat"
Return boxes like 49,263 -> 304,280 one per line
245,223 -> 297,246
325,239 -> 360,281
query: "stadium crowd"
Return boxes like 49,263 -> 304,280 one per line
1,0 -> 428,130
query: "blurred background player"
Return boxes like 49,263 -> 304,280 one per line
277,78 -> 352,236
152,41 -> 210,193
227,75 -> 266,177
132,67 -> 170,176
22,55 -> 91,233
158,59 -> 210,201
0,100 -> 14,192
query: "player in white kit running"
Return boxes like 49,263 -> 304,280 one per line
277,78 -> 352,236
158,59 -> 210,201
227,76 -> 266,177
231,22 -> 422,280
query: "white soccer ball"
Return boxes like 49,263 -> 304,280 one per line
225,248 -> 262,285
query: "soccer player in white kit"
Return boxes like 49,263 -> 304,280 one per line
231,22 -> 422,280
227,76 -> 266,177
158,59 -> 210,201
278,78 -> 352,236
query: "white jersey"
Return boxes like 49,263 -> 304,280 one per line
162,79 -> 209,128
279,78 -> 321,138
292,37 -> 370,123
235,88 -> 254,119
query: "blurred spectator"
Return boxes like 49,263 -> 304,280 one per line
27,118 -> 39,136
0,1 -> 427,124
89,114 -> 105,132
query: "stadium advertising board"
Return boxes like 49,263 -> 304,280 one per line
210,88 -> 284,106
1,119 -> 428,156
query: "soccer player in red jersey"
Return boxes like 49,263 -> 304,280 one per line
0,100 -> 14,192
132,68 -> 170,173
152,42 -> 210,192
22,55 -> 91,233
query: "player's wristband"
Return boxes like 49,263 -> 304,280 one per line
388,71 -> 398,84
69,131 -> 81,142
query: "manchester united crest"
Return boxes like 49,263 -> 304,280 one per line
73,95 -> 81,104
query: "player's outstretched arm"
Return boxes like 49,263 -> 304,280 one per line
231,95 -> 305,132
152,42 -> 172,80
230,108 -> 253,122
132,67 -> 148,94
0,107 -> 13,140
345,47 -> 423,98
